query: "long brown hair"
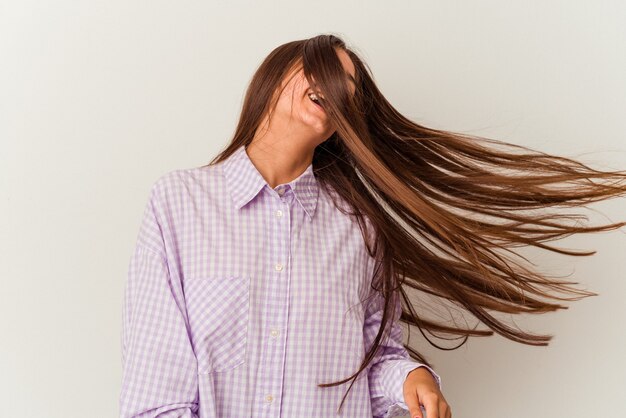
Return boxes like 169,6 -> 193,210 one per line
206,33 -> 626,413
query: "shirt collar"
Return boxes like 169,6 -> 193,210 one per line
222,144 -> 319,221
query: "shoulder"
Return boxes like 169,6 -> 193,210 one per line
141,164 -> 224,226
150,164 -> 222,202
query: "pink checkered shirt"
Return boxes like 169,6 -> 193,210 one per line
120,144 -> 442,417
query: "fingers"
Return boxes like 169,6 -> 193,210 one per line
421,392 -> 439,418
403,387 -> 423,418
440,398 -> 452,418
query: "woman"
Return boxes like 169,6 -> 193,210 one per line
120,34 -> 626,418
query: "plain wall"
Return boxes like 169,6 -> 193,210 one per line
1,1 -> 625,417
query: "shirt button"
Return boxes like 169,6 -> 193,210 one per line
277,188 -> 284,196
275,263 -> 283,271
265,394 -> 274,403
270,329 -> 279,338
276,209 -> 283,217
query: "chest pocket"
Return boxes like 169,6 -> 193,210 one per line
184,275 -> 251,374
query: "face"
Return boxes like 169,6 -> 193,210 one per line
272,48 -> 357,139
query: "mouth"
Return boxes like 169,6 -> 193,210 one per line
307,91 -> 326,111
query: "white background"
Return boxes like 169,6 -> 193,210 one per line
1,1 -> 625,417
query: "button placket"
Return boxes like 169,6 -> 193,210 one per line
260,186 -> 292,413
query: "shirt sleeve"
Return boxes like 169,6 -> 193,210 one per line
120,182 -> 200,418
364,289 -> 442,418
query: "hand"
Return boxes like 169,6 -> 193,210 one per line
402,367 -> 451,418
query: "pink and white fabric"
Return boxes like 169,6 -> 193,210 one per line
120,144 -> 441,417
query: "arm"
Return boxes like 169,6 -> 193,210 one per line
365,289 -> 442,418
120,183 -> 199,417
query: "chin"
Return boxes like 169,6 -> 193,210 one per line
308,121 -> 332,136
300,113 -> 328,131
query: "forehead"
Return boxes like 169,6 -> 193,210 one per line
335,49 -> 357,91
283,49 -> 357,89
335,48 -> 356,78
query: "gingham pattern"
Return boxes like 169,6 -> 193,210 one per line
120,144 -> 442,418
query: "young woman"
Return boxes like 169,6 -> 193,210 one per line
120,34 -> 626,418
